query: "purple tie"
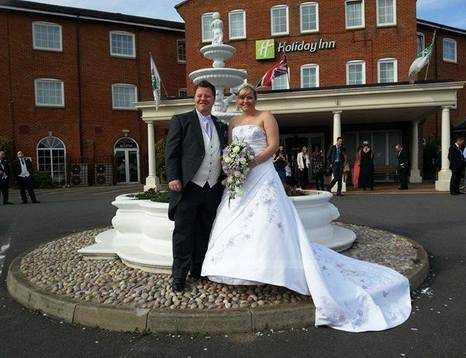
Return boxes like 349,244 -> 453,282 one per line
204,118 -> 212,140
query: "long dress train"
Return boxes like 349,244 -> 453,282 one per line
201,125 -> 411,332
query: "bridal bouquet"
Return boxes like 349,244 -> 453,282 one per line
222,140 -> 255,200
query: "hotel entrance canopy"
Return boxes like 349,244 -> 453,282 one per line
136,81 -> 464,191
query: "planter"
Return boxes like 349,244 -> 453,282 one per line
79,191 -> 355,273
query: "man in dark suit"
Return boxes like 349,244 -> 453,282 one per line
395,144 -> 410,190
326,137 -> 346,196
448,137 -> 465,195
0,151 -> 13,205
14,151 -> 39,204
165,81 -> 226,292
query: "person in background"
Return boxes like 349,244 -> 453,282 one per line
359,141 -> 374,191
326,137 -> 346,196
13,151 -> 39,204
310,145 -> 325,190
432,145 -> 441,180
447,137 -> 465,195
0,151 -> 13,205
395,144 -> 410,190
297,146 -> 310,190
353,145 -> 362,189
273,145 -> 288,184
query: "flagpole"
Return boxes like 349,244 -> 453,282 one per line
424,30 -> 436,81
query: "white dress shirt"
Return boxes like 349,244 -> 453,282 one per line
18,158 -> 30,178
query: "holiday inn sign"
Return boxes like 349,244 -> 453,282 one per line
256,38 -> 337,60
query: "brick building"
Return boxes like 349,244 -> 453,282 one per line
167,0 -> 464,186
0,0 -> 186,185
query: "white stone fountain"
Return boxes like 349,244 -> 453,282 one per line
78,13 -> 355,272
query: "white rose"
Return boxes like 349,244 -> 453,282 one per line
233,146 -> 241,153
224,157 -> 232,164
239,158 -> 246,164
234,171 -> 241,177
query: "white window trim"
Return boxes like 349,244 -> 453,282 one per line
346,60 -> 366,85
178,88 -> 188,97
201,12 -> 214,43
376,0 -> 397,27
345,0 -> 365,30
271,5 -> 289,36
300,2 -> 319,34
417,32 -> 425,52
112,83 -> 138,110
300,64 -> 320,88
228,9 -> 246,40
34,78 -> 65,107
32,21 -> 63,52
177,39 -> 186,63
377,58 -> 398,83
271,72 -> 290,90
109,31 -> 136,59
443,38 -> 457,63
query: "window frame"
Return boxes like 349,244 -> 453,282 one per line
345,0 -> 365,30
34,78 -> 65,107
32,21 -> 63,52
417,32 -> 425,53
178,88 -> 188,97
376,0 -> 397,27
443,38 -> 457,63
300,64 -> 320,88
36,136 -> 67,185
111,83 -> 138,110
271,72 -> 290,90
271,5 -> 289,37
109,31 -> 136,59
228,9 -> 246,40
201,12 -> 215,43
300,2 -> 319,34
177,39 -> 186,63
346,60 -> 366,85
377,58 -> 398,83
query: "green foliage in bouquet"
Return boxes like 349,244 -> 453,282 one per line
134,188 -> 171,202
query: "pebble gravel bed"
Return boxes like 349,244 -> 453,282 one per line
20,224 -> 418,310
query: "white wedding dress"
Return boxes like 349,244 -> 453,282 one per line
201,125 -> 411,332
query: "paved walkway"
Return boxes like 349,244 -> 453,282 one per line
0,186 -> 465,357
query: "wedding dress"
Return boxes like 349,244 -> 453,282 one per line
201,124 -> 411,332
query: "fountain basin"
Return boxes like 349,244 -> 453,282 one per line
78,191 -> 356,273
200,44 -> 236,66
189,68 -> 247,88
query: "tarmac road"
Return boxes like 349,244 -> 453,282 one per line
0,186 -> 465,358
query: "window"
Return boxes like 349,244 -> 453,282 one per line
300,3 -> 319,33
35,79 -> 64,107
417,32 -> 425,53
443,38 -> 457,63
377,0 -> 396,26
300,64 -> 319,88
32,22 -> 62,51
177,40 -> 186,63
112,84 -> 137,109
345,0 -> 365,29
229,10 -> 246,40
110,31 -> 136,58
346,60 -> 366,85
271,5 -> 289,36
271,74 -> 289,90
178,88 -> 188,97
37,136 -> 66,185
378,58 -> 398,83
201,13 -> 214,42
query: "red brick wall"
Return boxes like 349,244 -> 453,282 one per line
178,0 -> 417,93
0,9 -> 185,175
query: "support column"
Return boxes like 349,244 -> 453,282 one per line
410,120 -> 422,183
331,111 -> 346,193
435,106 -> 452,191
144,121 -> 159,191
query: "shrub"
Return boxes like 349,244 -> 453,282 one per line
33,171 -> 58,189
155,138 -> 167,183
134,188 -> 171,202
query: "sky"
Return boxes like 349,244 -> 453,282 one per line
21,0 -> 466,29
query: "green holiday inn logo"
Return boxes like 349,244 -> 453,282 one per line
256,39 -> 275,60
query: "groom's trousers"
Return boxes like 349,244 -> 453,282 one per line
172,181 -> 223,282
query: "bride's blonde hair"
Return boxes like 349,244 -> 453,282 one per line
237,83 -> 257,100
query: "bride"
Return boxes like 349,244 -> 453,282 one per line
201,84 -> 411,332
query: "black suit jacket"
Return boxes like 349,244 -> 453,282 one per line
0,160 -> 10,186
448,144 -> 465,170
165,109 -> 227,220
326,145 -> 346,165
397,149 -> 410,172
13,158 -> 34,179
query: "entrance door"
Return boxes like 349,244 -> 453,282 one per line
114,138 -> 140,184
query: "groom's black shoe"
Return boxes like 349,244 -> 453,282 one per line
190,273 -> 207,282
171,280 -> 185,292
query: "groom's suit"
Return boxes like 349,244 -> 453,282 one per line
165,109 -> 226,284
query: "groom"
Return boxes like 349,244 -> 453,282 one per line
165,80 -> 226,292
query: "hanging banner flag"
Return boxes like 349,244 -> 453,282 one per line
150,53 -> 161,111
409,31 -> 436,80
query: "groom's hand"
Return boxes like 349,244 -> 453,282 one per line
168,179 -> 182,192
